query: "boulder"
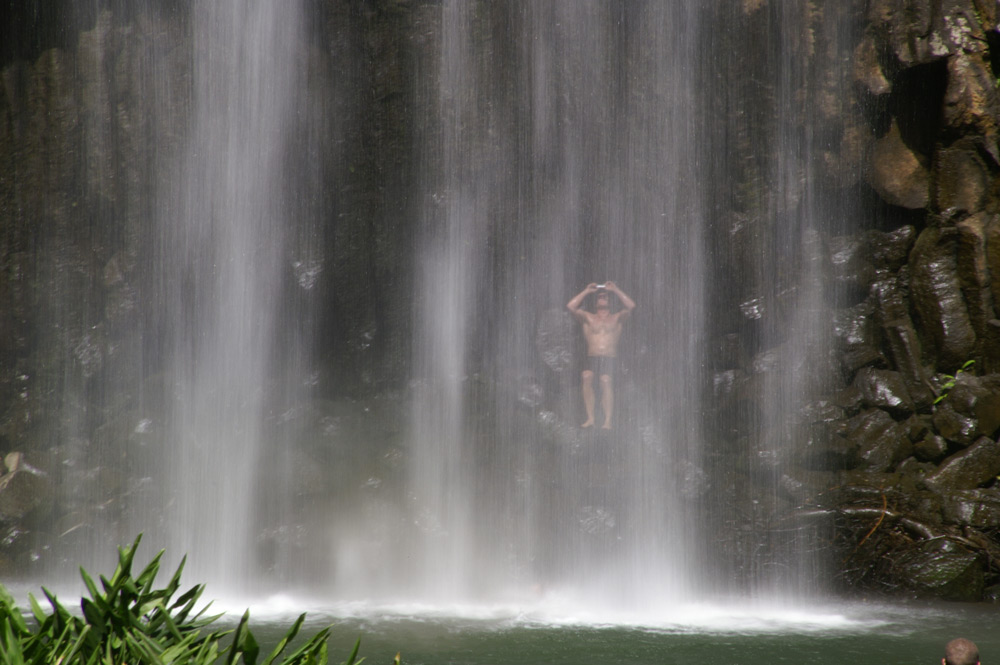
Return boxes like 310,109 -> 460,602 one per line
853,367 -> 916,417
869,273 -> 907,320
985,319 -> 1000,374
779,469 -> 837,503
924,436 -> 1000,490
940,488 -> 1000,527
895,540 -> 984,601
896,455 -> 938,482
943,53 -> 999,139
832,302 -> 885,373
867,0 -> 937,66
936,146 -> 987,214
902,414 -> 931,442
869,120 -> 929,209
853,33 -> 890,96
882,321 -> 935,408
845,408 -> 910,472
985,215 -> 1000,313
868,273 -> 935,405
932,401 -> 979,446
914,433 -> 950,463
797,424 -> 858,471
946,374 -> 1000,438
909,226 -> 976,368
829,235 -> 878,295
954,213 -> 993,346
869,226 -> 917,272
0,468 -> 55,523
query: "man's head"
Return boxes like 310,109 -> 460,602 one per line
944,638 -> 980,665
595,290 -> 611,310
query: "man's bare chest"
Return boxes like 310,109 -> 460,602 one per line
585,318 -> 620,335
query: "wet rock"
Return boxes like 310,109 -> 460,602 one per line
940,488 -> 1000,527
870,120 -> 930,209
799,400 -> 846,425
944,373 -> 1000,438
779,469 -> 836,503
870,273 -> 911,330
936,145 -> 987,214
711,333 -> 747,370
833,384 -> 864,414
832,302 -> 885,373
867,0 -> 937,66
853,33 -> 890,96
902,414 -> 931,442
985,320 -> 1000,374
909,226 -> 976,368
845,408 -> 910,472
869,226 -> 916,272
924,436 -> 1000,490
914,433 -> 950,463
895,539 -> 984,601
712,369 -> 748,401
829,235 -> 878,296
0,468 -> 54,523
797,424 -> 858,471
973,377 -> 1000,437
985,216 -> 1000,315
932,401 -> 979,445
535,308 -> 575,374
896,455 -> 938,482
872,278 -> 936,407
954,213 -> 993,352
853,367 -> 915,417
943,52 -> 1000,140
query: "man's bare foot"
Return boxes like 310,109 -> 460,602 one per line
602,422 -> 612,430
581,420 -> 594,428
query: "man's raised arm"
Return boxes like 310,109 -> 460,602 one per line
567,283 -> 597,320
607,281 -> 636,318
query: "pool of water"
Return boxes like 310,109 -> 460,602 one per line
232,597 -> 999,665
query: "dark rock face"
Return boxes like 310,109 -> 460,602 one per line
705,0 -> 1000,601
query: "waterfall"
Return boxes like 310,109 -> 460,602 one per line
397,1 -> 706,608
23,0 -> 862,607
151,1 -> 308,586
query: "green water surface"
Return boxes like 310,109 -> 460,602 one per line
248,601 -> 999,665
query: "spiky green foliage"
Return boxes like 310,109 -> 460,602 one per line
0,535 -> 342,665
934,359 -> 976,404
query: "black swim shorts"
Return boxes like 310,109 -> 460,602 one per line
586,356 -> 616,378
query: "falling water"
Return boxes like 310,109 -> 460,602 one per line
401,2 -> 706,608
28,0 -> 861,609
151,1 -> 308,586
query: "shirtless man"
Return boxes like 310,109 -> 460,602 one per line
567,281 -> 636,429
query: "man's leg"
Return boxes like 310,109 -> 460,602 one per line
599,373 -> 613,429
581,369 -> 595,428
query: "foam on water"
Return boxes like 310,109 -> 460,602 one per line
225,593 -> 915,636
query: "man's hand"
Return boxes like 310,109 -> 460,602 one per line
586,282 -> 599,293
